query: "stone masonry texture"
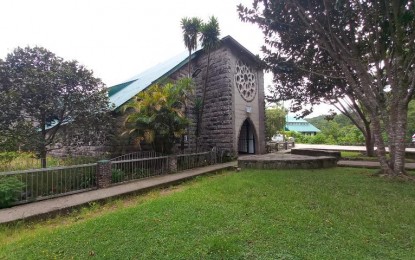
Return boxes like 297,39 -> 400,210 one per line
170,41 -> 266,155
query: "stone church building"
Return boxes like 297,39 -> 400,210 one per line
109,36 -> 266,155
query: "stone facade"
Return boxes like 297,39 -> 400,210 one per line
170,38 -> 266,155
238,154 -> 338,169
49,37 -> 265,157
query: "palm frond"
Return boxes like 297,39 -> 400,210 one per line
200,16 -> 221,50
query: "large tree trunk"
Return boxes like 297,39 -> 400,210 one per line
40,119 -> 48,168
182,50 -> 192,152
40,148 -> 47,168
371,110 -> 408,176
364,131 -> 375,157
335,93 -> 376,157
388,103 -> 408,176
371,116 -> 393,175
361,115 -> 375,157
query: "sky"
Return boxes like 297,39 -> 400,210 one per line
0,0 -> 332,117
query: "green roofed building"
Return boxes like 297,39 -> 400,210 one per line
285,116 -> 321,135
108,36 -> 266,155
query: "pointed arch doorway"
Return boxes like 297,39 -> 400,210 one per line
238,119 -> 256,154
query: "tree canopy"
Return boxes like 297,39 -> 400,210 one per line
239,0 -> 415,176
265,106 -> 286,140
181,17 -> 202,77
123,78 -> 193,154
1,46 -> 111,165
180,16 -> 221,151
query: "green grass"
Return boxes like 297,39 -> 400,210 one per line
341,151 -> 415,162
0,152 -> 104,172
1,168 -> 415,259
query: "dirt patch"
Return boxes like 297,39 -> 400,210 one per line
159,186 -> 186,196
376,173 -> 415,181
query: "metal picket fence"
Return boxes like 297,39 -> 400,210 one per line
109,151 -> 221,184
1,163 -> 97,205
110,155 -> 170,184
0,149 -> 228,207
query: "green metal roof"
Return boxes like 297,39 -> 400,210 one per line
285,124 -> 321,133
108,51 -> 193,109
108,79 -> 138,97
108,35 -> 262,110
285,115 -> 321,133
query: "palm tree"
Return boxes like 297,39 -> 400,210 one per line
122,78 -> 193,154
180,17 -> 201,151
180,17 -> 202,77
197,16 -> 220,149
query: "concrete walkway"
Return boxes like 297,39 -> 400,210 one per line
0,162 -> 237,225
295,143 -> 415,169
295,143 -> 415,153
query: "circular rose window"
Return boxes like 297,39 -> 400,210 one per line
235,60 -> 257,102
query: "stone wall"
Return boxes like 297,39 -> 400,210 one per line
229,48 -> 266,155
171,47 -> 234,153
291,149 -> 341,160
238,155 -> 338,169
171,43 -> 266,155
200,47 -> 234,151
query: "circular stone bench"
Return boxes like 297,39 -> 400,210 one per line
238,154 -> 338,169
291,148 -> 341,160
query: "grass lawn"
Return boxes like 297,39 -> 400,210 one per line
1,168 -> 415,259
0,152 -> 104,172
341,151 -> 415,162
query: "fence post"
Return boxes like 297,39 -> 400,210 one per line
97,160 -> 111,188
168,155 -> 177,173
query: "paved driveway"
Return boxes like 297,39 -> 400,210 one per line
295,144 -> 415,153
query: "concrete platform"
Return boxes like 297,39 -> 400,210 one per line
295,143 -> 415,154
238,153 -> 338,169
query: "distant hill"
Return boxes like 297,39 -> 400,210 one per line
306,102 -> 415,143
307,114 -> 354,130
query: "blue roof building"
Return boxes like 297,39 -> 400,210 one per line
285,116 -> 321,135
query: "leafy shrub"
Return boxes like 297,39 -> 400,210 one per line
0,176 -> 25,208
0,152 -> 20,164
78,175 -> 96,189
132,169 -> 146,179
295,134 -> 312,143
0,152 -> 21,171
338,126 -> 365,145
323,135 -> 337,145
309,133 -> 326,144
111,169 -> 125,183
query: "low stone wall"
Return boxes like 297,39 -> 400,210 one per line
266,141 -> 295,153
291,149 -> 341,160
238,154 -> 338,169
49,145 -> 111,157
